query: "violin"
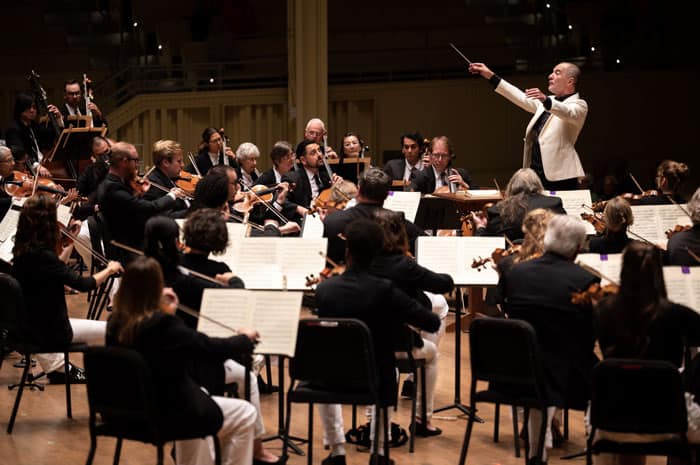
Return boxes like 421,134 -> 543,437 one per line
471,244 -> 522,271
3,171 -> 70,198
570,282 -> 619,305
175,170 -> 200,196
305,265 -> 346,288
665,224 -> 692,239
233,183 -> 290,214
129,174 -> 150,197
581,212 -> 607,234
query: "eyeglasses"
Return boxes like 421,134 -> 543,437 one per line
127,157 -> 140,162
65,91 -> 81,96
430,152 -> 451,160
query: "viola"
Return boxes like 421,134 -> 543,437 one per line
305,265 -> 346,288
580,212 -> 606,234
665,224 -> 692,239
471,244 -> 522,271
233,183 -> 289,214
570,282 -> 619,305
175,170 -> 200,196
129,175 -> 150,197
309,183 -> 354,217
2,171 -> 70,198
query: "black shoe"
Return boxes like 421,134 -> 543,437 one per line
400,379 -> 414,399
369,454 -> 395,465
257,374 -> 279,394
47,365 -> 87,384
321,454 -> 346,465
413,422 -> 442,437
527,458 -> 546,465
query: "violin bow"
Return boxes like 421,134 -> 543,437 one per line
575,261 -> 620,286
666,195 -> 692,220
628,172 -> 645,194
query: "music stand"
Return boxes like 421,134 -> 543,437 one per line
48,126 -> 107,181
414,196 -> 463,232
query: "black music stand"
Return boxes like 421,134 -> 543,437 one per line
414,196 -> 463,232
48,126 -> 107,181
261,355 -> 307,455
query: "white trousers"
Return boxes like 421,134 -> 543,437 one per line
175,394 -> 256,465
74,220 -> 93,272
396,339 -> 438,421
319,404 -> 393,455
35,318 -> 106,374
223,358 -> 266,438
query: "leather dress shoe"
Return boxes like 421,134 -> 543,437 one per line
413,422 -> 442,437
47,365 -> 87,384
369,454 -> 395,465
321,454 -> 346,465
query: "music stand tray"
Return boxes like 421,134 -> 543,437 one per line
48,126 -> 107,181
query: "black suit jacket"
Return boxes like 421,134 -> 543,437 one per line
501,252 -> 599,408
410,166 -> 475,194
479,193 -> 566,242
185,149 -> 237,176
255,168 -> 278,187
587,230 -> 631,255
383,158 -> 408,182
282,168 -> 331,210
667,225 -> 700,266
315,268 -> 440,405
60,102 -> 107,128
323,203 -> 425,264
97,173 -> 177,256
107,312 -> 254,438
143,168 -> 190,218
4,118 -> 58,166
13,248 -> 96,347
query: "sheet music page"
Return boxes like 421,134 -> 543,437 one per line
0,233 -> 14,263
466,189 -> 501,198
250,291 -> 302,357
630,204 -> 690,246
226,222 -> 248,241
302,212 -> 325,238
0,207 -> 20,243
56,204 -> 72,227
663,267 -> 699,313
198,289 -> 252,338
544,189 -> 595,235
276,238 -> 327,289
576,253 -> 622,285
416,236 -> 505,286
383,191 -> 421,223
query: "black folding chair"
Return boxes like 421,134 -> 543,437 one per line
85,215 -> 114,320
586,358 -> 690,465
283,318 -> 391,465
84,346 -> 222,465
394,324 -> 427,453
459,317 -> 549,465
0,273 -> 86,434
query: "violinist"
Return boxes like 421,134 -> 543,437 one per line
501,215 -> 599,463
592,242 -> 700,463
282,139 -> 341,214
143,139 -> 191,218
383,131 -> 426,185
635,159 -> 689,205
235,142 -> 262,187
106,256 -> 258,465
303,117 -> 337,159
586,196 -> 633,254
186,127 -> 236,175
410,136 -> 474,194
97,142 -> 188,262
60,79 -> 107,128
473,167 -> 566,242
142,216 -> 282,465
0,146 -> 15,218
370,209 -> 453,435
256,141 -> 295,185
667,187 -> 700,266
323,168 -> 424,265
4,92 -> 61,177
12,195 -> 123,384
76,136 -> 112,199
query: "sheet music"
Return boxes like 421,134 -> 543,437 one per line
576,253 -> 622,285
199,289 -> 302,356
0,233 -> 14,263
416,236 -> 505,286
0,207 -> 20,243
56,204 -> 72,227
544,189 -> 595,235
629,204 -> 691,246
466,189 -> 501,198
302,212 -> 324,238
383,191 -> 421,223
215,238 -> 327,290
226,222 -> 248,241
663,267 -> 699,313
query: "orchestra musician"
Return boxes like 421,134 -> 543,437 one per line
96,142 -> 188,262
142,216 -> 282,465
410,136 -> 474,194
315,219 -> 440,465
472,168 -> 566,242
340,131 -> 364,159
666,187 -> 700,266
255,141 -> 295,185
593,242 -> 700,464
76,136 -> 112,199
4,92 -> 61,177
500,215 -> 599,464
370,209 -> 454,436
106,256 -> 258,465
60,79 -> 107,128
186,128 -> 236,175
383,132 -> 426,184
323,168 -> 424,265
12,195 -> 123,383
469,61 -> 587,191
586,196 -> 633,255
282,139 -> 341,215
303,117 -> 337,159
143,139 -> 191,218
0,145 -> 15,218
635,159 -> 689,205
235,142 -> 262,187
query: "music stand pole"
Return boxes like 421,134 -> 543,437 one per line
262,355 -> 307,455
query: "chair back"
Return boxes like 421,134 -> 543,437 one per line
590,358 -> 687,434
469,317 -> 546,397
0,273 -> 27,348
84,346 -> 160,440
290,318 -> 379,394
